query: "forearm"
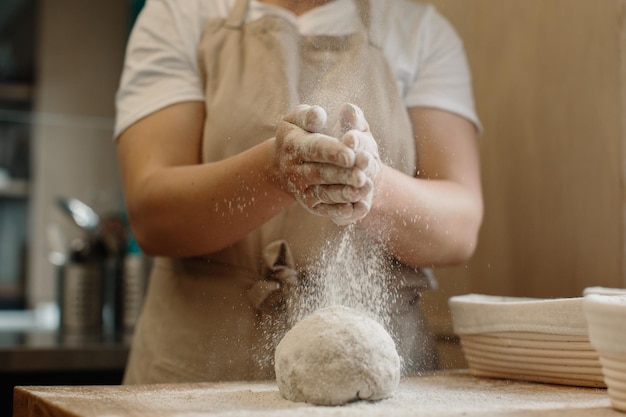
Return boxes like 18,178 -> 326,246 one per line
125,139 -> 294,257
357,164 -> 483,268
119,102 -> 373,258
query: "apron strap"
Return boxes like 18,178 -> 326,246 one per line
226,0 -> 250,28
354,0 -> 382,49
355,0 -> 371,30
226,0 -> 380,47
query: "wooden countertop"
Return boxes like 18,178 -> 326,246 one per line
13,370 -> 623,417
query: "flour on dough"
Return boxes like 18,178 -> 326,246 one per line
274,305 -> 400,406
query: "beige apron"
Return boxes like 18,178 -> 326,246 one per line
123,0 -> 438,385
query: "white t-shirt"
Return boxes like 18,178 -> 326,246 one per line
114,0 -> 481,138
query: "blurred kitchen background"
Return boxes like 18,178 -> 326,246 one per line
0,0 -> 626,408
0,0 -> 146,321
1,1 -> 145,415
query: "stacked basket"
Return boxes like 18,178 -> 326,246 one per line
583,292 -> 626,412
450,289 -> 626,413
449,294 -> 605,388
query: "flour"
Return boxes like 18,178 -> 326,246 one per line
269,224 -> 400,405
20,372 -> 613,416
271,103 -> 398,405
274,305 -> 400,406
293,225 -> 394,328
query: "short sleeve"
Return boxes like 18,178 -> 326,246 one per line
405,7 -> 482,133
114,0 -> 205,139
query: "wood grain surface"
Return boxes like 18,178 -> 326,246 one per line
11,371 -> 622,417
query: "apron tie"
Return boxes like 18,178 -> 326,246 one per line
248,240 -> 298,312
391,264 -> 438,313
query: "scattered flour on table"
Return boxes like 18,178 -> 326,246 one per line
274,305 -> 400,406
54,374 -> 610,416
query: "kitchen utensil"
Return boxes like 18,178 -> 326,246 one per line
56,196 -> 100,232
58,261 -> 104,334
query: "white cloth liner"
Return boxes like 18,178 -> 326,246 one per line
583,286 -> 626,296
448,294 -> 589,336
582,292 -> 626,412
583,293 -> 626,354
449,288 -> 626,336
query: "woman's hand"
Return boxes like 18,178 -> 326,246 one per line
273,105 -> 370,220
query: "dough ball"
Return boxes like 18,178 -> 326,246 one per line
274,305 -> 400,406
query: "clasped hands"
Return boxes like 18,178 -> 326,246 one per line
273,103 -> 381,226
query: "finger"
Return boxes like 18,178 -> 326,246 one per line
341,103 -> 368,131
300,163 -> 367,188
354,151 -> 381,180
327,181 -> 372,203
346,201 -> 370,221
305,183 -> 371,205
332,103 -> 369,137
279,123 -> 356,167
341,130 -> 378,155
300,134 -> 356,167
329,202 -> 370,226
355,151 -> 370,171
305,200 -> 370,226
305,185 -> 334,209
303,184 -> 324,209
283,104 -> 328,133
308,202 -> 354,219
324,184 -> 364,204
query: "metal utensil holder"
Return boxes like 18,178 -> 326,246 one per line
57,261 -> 104,334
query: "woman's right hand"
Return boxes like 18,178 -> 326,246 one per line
273,105 -> 371,221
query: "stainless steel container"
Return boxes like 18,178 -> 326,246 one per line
120,254 -> 147,330
58,262 -> 103,333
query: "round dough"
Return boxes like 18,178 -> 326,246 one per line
274,305 -> 400,406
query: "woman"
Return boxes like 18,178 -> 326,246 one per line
115,0 -> 483,383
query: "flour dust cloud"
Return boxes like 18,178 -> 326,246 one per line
293,224 -> 395,329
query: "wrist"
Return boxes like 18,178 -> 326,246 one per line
262,137 -> 295,202
354,164 -> 390,233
